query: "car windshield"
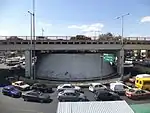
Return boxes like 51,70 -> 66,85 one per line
20,82 -> 25,85
39,93 -> 43,96
64,85 -> 74,88
8,87 -> 15,90
129,89 -> 135,92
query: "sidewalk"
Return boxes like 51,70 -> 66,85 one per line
130,103 -> 150,113
20,76 -> 120,88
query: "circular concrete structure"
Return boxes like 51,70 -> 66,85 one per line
36,54 -> 115,81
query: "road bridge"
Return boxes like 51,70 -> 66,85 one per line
0,36 -> 150,50
1,36 -> 150,80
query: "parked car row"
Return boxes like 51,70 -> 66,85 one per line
2,81 -> 54,103
56,82 -> 128,102
2,80 -> 150,103
11,81 -> 53,93
2,85 -> 52,103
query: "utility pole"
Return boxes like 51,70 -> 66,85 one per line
42,28 -> 44,36
32,0 -> 36,80
28,11 -> 33,78
116,13 -> 130,80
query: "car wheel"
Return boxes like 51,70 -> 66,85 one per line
61,99 -> 65,102
79,99 -> 83,101
44,90 -> 47,93
40,99 -> 44,103
11,94 -> 15,98
2,92 -> 6,95
24,97 -> 28,101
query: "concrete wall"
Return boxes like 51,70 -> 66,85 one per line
36,54 -> 115,80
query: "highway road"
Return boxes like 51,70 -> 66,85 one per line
1,88 -> 150,113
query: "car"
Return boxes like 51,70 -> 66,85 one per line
31,83 -> 53,93
12,81 -> 30,91
125,88 -> 150,100
110,82 -> 131,95
128,77 -> 136,83
57,84 -> 81,92
2,85 -> 22,98
22,90 -> 51,103
89,83 -> 107,92
57,89 -> 87,102
94,90 -> 122,101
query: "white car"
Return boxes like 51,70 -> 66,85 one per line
89,83 -> 107,92
12,81 -> 30,91
110,82 -> 131,94
57,84 -> 81,92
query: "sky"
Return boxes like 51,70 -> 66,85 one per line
0,0 -> 150,39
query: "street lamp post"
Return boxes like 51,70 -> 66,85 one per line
116,13 -> 130,46
116,13 -> 130,79
32,0 -> 36,80
28,11 -> 33,79
42,28 -> 44,36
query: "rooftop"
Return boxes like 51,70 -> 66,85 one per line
57,101 -> 134,113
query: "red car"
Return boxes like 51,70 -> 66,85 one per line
125,88 -> 150,100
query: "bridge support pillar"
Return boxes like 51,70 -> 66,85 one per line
146,50 -> 150,58
25,50 -> 32,78
117,49 -> 124,78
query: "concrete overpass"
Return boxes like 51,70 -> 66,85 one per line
0,37 -> 150,50
1,36 -> 150,79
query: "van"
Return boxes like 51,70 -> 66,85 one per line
136,74 -> 150,79
135,77 -> 150,90
110,82 -> 126,94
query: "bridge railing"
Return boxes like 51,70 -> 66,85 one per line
0,36 -> 73,40
0,36 -> 150,41
126,37 -> 150,40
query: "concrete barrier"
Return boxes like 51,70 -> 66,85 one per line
20,76 -> 119,88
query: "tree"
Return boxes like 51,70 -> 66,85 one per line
70,35 -> 91,40
106,32 -> 113,37
98,32 -> 113,40
7,36 -> 23,40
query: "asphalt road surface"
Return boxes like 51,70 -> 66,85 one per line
1,88 -> 150,113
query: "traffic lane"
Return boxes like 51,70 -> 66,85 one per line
1,88 -> 150,113
120,96 -> 150,105
0,88 -> 58,113
83,88 -> 150,104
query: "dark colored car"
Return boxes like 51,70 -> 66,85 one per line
2,85 -> 22,98
22,90 -> 51,103
31,83 -> 53,93
94,90 -> 122,101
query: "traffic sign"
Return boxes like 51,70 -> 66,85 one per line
103,54 -> 115,62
